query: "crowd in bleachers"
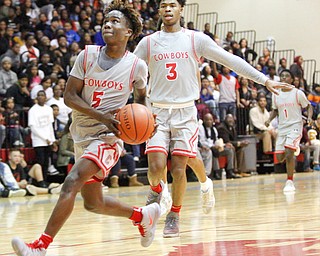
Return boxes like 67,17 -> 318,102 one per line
0,0 -> 319,197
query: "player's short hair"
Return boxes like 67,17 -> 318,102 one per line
106,0 -> 142,39
279,69 -> 294,80
156,0 -> 186,8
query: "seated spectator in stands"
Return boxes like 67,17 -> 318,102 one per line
3,97 -> 28,147
200,77 -> 219,120
79,32 -> 93,50
307,83 -> 320,108
212,62 -> 239,121
107,146 -> 144,188
217,114 -> 249,177
266,65 -> 280,82
201,63 -> 214,82
203,23 -> 214,40
249,94 -> 276,154
277,57 -> 287,75
230,40 -> 242,58
50,104 -> 64,140
53,35 -> 71,71
38,52 -> 54,76
91,10 -> 104,32
0,104 -> 5,147
140,0 -> 151,21
44,16 -> 61,41
30,76 -> 53,101
0,56 -> 17,98
69,42 -> 82,68
46,84 -> 72,129
35,12 -> 50,31
57,119 -> 74,175
302,127 -> 320,171
7,148 -> 62,195
0,162 -> 27,198
290,55 -> 306,86
64,20 -> 81,45
77,18 -> 95,39
26,63 -> 44,91
257,56 -> 268,75
239,38 -> 257,64
28,90 -> 56,181
199,113 -> 235,180
19,33 -> 40,65
262,47 -> 271,64
5,72 -> 33,111
293,76 -> 307,95
0,42 -> 21,73
222,31 -> 233,48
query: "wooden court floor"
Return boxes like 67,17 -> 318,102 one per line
1,172 -> 320,256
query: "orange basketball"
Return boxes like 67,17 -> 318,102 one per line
116,103 -> 155,145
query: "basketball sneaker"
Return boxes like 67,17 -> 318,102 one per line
163,211 -> 180,238
201,178 -> 215,214
146,180 -> 164,205
283,180 -> 296,192
11,237 -> 47,256
160,182 -> 172,216
134,203 -> 161,247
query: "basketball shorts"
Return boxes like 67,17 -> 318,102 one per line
74,139 -> 122,183
145,105 -> 198,158
275,127 -> 302,153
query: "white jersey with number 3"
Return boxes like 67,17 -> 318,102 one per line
272,88 -> 310,135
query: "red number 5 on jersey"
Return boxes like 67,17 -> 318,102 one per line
165,62 -> 177,81
92,91 -> 104,108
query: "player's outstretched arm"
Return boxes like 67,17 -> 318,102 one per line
265,79 -> 294,95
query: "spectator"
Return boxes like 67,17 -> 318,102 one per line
200,77 -> 218,120
199,113 -> 235,180
203,23 -> 214,40
28,90 -> 56,181
46,84 -> 72,129
44,16 -> 61,40
302,127 -> 320,171
21,0 -> 40,26
212,62 -> 240,121
0,56 -> 18,98
56,119 -> 74,175
5,72 -> 33,111
290,55 -> 305,83
53,34 -> 71,71
277,57 -> 287,76
7,148 -> 62,195
50,104 -> 64,140
26,63 -> 44,91
0,42 -> 21,73
249,94 -> 276,154
19,33 -> 40,65
222,31 -> 233,48
64,20 -> 81,45
38,52 -> 54,76
0,0 -> 14,20
239,38 -> 257,64
30,75 -> 53,101
3,97 -> 26,147
0,161 -> 27,197
35,12 -> 50,31
217,114 -> 249,177
266,65 -> 280,82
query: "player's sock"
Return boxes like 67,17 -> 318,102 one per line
170,205 -> 181,214
287,176 -> 293,181
129,207 -> 143,223
38,233 -> 53,249
150,183 -> 162,194
200,177 -> 210,192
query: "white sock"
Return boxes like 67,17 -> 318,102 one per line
200,177 -> 210,192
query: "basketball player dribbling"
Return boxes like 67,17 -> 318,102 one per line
11,2 -> 160,255
266,69 -> 312,193
134,0 -> 294,238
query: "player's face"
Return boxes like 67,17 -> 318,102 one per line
280,71 -> 293,84
102,10 -> 132,44
158,0 -> 182,26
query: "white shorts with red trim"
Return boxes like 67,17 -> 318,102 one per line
74,139 -> 122,183
145,105 -> 198,158
275,127 -> 302,152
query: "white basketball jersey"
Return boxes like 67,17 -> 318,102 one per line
272,88 -> 309,134
70,45 -> 141,144
134,29 -> 201,105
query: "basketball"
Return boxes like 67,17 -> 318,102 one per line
116,103 -> 155,145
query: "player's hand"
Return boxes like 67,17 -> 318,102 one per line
265,80 -> 294,95
102,109 -> 121,136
